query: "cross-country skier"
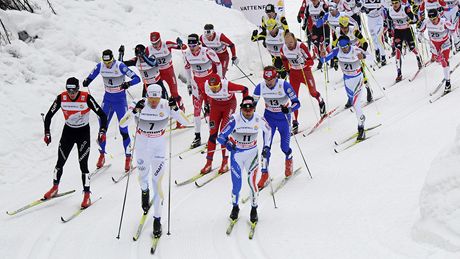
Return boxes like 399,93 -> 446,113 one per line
361,0 -> 388,65
83,49 -> 140,172
281,32 -> 326,134
43,77 -> 107,208
388,0 -> 423,82
418,8 -> 457,93
183,33 -> 223,149
120,84 -> 189,238
320,36 -> 369,140
253,66 -> 301,189
200,73 -> 248,174
200,24 -> 238,78
262,3 -> 290,34
217,96 -> 272,224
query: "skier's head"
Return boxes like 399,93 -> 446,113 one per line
135,44 -> 146,57
150,31 -> 161,48
284,32 -> 297,50
207,73 -> 222,93
240,96 -> 256,119
146,84 -> 162,107
339,16 -> 350,28
263,66 -> 278,88
204,24 -> 215,40
66,77 -> 79,98
391,0 -> 401,9
187,33 -> 200,54
328,2 -> 338,15
338,36 -> 351,53
265,4 -> 276,18
428,8 -> 439,23
102,49 -> 114,68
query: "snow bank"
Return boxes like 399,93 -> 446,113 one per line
413,124 -> 460,251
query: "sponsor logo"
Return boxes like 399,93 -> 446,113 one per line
159,112 -> 164,117
137,159 -> 144,165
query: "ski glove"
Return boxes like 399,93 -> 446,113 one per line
297,14 -> 302,23
120,82 -> 130,90
281,105 -> 291,114
225,140 -> 236,152
231,56 -> 239,66
133,99 -> 145,114
176,37 -> 183,49
261,146 -> 271,158
251,30 -> 258,42
82,79 -> 90,87
44,131 -> 51,146
203,103 -> 210,115
97,128 -> 106,145
118,45 -> 125,55
168,97 -> 178,111
187,84 -> 192,96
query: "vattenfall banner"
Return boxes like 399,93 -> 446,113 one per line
214,0 -> 285,26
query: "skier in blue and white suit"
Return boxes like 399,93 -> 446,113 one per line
253,65 -> 300,189
82,49 -> 141,172
217,96 -> 272,223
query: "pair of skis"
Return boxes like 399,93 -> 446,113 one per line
226,218 -> 258,239
111,166 -> 137,183
130,199 -> 161,254
174,167 -> 224,188
333,124 -> 382,153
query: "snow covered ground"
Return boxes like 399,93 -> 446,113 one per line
1,0 -> 460,258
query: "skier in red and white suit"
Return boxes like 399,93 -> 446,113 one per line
280,32 -> 326,134
183,33 -> 223,148
418,8 -> 456,93
200,73 -> 248,175
200,24 -> 238,78
146,32 -> 186,114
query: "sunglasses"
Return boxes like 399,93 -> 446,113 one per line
242,106 -> 255,111
103,59 -> 113,65
151,39 -> 161,45
429,16 -> 437,20
209,83 -> 221,90
67,89 -> 78,94
204,29 -> 214,35
188,43 -> 199,48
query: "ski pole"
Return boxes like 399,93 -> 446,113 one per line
284,113 -> 313,179
167,111 -> 173,235
235,63 -> 257,87
116,118 -> 139,239
256,40 -> 265,69
229,73 -> 254,82
263,157 -> 278,209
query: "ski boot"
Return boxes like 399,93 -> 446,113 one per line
250,206 -> 258,223
357,125 -> 365,141
375,50 -> 381,64
141,189 -> 150,214
316,60 -> 323,70
81,191 -> 91,209
201,159 -> 213,175
366,86 -> 373,103
230,205 -> 239,221
190,133 -> 201,149
444,80 -> 451,94
331,57 -> 339,71
257,172 -> 269,189
43,184 -> 59,199
96,153 -> 105,169
381,55 -> 387,66
319,100 -> 326,117
416,55 -> 423,70
125,155 -> 132,173
218,156 -> 229,174
153,217 -> 162,238
344,99 -> 352,109
292,120 -> 299,135
395,69 -> 402,82
285,158 -> 293,177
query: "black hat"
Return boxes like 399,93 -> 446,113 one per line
66,77 -> 79,93
204,24 -> 214,30
428,8 -> 438,19
102,49 -> 114,62
265,4 -> 275,13
240,96 -> 256,109
188,33 -> 200,45
134,44 -> 145,56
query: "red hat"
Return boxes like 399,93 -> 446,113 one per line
208,73 -> 221,87
150,32 -> 161,43
263,67 -> 277,80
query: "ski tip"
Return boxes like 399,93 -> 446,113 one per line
60,216 -> 66,222
111,177 -> 117,183
334,141 -> 338,146
6,211 -> 13,216
174,180 -> 179,185
334,149 -> 339,153
150,248 -> 155,254
194,181 -> 201,188
132,236 -> 138,241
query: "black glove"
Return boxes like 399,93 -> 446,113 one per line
118,45 -> 125,54
203,103 -> 210,115
187,84 -> 192,96
297,14 -> 302,23
120,82 -> 130,90
457,10 -> 460,17
168,97 -> 178,111
356,0 -> 362,8
302,22 -> 307,31
231,56 -> 239,66
281,105 -> 291,114
262,40 -> 266,48
361,6 -> 369,14
82,78 -> 90,87
176,37 -> 183,49
251,30 -> 258,42
261,146 -> 271,158
133,99 -> 145,114
43,130 -> 51,146
97,128 -> 106,144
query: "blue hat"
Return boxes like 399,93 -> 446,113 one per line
338,36 -> 350,48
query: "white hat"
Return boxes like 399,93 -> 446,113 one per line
146,84 -> 162,98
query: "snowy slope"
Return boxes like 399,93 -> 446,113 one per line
1,0 -> 460,258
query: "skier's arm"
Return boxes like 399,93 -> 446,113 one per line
141,53 -> 158,67
228,81 -> 248,97
320,48 -> 339,63
170,109 -> 191,126
220,34 -> 237,57
207,50 -> 223,78
44,95 -> 61,132
84,63 -> 102,86
300,43 -> 315,67
252,84 -> 261,106
280,16 -> 290,33
354,29 -> 369,51
405,6 -> 418,23
316,13 -> 328,28
283,81 -> 301,112
87,94 -> 107,130
259,116 -> 272,148
280,49 -> 291,72
123,57 -> 137,67
119,62 -> 141,86
217,116 -> 236,145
